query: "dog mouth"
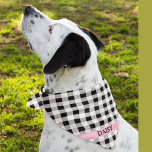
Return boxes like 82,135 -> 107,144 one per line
21,5 -> 55,52
21,6 -> 42,34
21,5 -> 51,31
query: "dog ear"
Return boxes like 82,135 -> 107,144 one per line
78,26 -> 104,51
43,33 -> 91,74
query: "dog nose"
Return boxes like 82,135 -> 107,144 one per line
24,5 -> 33,15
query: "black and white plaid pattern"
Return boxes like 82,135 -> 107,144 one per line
27,78 -> 119,149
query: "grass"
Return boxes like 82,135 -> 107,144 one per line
0,0 -> 138,151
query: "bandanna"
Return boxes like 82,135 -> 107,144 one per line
27,78 -> 119,149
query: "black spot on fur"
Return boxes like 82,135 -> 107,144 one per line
49,77 -> 53,82
67,138 -> 73,143
40,15 -> 43,18
53,74 -> 56,78
75,147 -> 80,151
35,14 -> 38,17
65,146 -> 69,150
45,88 -> 50,94
30,20 -> 34,24
78,26 -> 104,51
46,78 -> 49,86
44,33 -> 91,74
44,87 -> 54,94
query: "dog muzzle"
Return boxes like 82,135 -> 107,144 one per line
27,78 -> 119,149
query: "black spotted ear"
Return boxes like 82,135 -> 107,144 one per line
43,33 -> 91,74
78,26 -> 104,51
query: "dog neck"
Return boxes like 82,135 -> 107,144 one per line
44,57 -> 103,94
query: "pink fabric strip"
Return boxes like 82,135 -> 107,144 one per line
78,120 -> 119,140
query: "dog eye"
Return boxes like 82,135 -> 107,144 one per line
49,25 -> 53,33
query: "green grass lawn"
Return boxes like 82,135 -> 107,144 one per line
0,0 -> 138,151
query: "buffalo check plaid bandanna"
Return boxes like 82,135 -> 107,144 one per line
27,78 -> 119,149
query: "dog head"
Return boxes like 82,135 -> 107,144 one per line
21,5 -> 104,74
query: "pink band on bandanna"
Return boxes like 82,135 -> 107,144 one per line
78,120 -> 119,140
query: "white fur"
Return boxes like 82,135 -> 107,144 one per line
21,6 -> 138,152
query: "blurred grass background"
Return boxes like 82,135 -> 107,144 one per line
0,0 -> 138,151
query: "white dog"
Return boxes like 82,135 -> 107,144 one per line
21,5 -> 138,152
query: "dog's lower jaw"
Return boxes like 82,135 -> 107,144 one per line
44,59 -> 103,94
